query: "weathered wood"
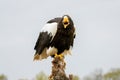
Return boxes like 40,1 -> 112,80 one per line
49,56 -> 73,80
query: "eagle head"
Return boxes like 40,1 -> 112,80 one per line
61,15 -> 73,29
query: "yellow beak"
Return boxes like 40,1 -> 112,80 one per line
62,16 -> 70,28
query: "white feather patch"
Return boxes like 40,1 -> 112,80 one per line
62,49 -> 72,55
41,22 -> 57,38
47,47 -> 58,56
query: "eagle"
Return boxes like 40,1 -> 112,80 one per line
34,15 -> 76,60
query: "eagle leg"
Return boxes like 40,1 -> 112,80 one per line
54,53 -> 64,60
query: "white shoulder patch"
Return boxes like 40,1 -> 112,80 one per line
41,22 -> 58,37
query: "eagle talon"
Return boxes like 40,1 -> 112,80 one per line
54,53 -> 64,59
59,54 -> 64,59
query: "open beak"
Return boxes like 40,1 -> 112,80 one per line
62,16 -> 70,28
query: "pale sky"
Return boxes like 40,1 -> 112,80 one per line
0,0 -> 120,80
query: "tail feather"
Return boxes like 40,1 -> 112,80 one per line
33,50 -> 48,61
33,53 -> 40,61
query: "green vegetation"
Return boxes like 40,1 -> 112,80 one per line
104,69 -> 120,80
35,72 -> 48,80
73,75 -> 80,80
0,74 -> 7,80
83,68 -> 120,80
35,72 -> 80,80
1,68 -> 120,80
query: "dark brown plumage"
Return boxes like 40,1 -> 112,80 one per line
34,15 -> 76,60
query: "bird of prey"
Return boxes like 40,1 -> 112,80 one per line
34,15 -> 76,60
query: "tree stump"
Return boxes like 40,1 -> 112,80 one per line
49,56 -> 73,80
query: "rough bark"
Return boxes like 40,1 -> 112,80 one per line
49,56 -> 73,80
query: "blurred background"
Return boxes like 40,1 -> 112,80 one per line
0,0 -> 120,80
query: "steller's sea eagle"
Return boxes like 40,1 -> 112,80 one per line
34,15 -> 76,60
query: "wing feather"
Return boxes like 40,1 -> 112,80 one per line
34,22 -> 58,55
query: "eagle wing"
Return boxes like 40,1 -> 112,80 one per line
34,18 -> 61,60
71,27 -> 76,47
34,32 -> 52,54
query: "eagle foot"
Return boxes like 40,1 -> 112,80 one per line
54,53 -> 64,60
